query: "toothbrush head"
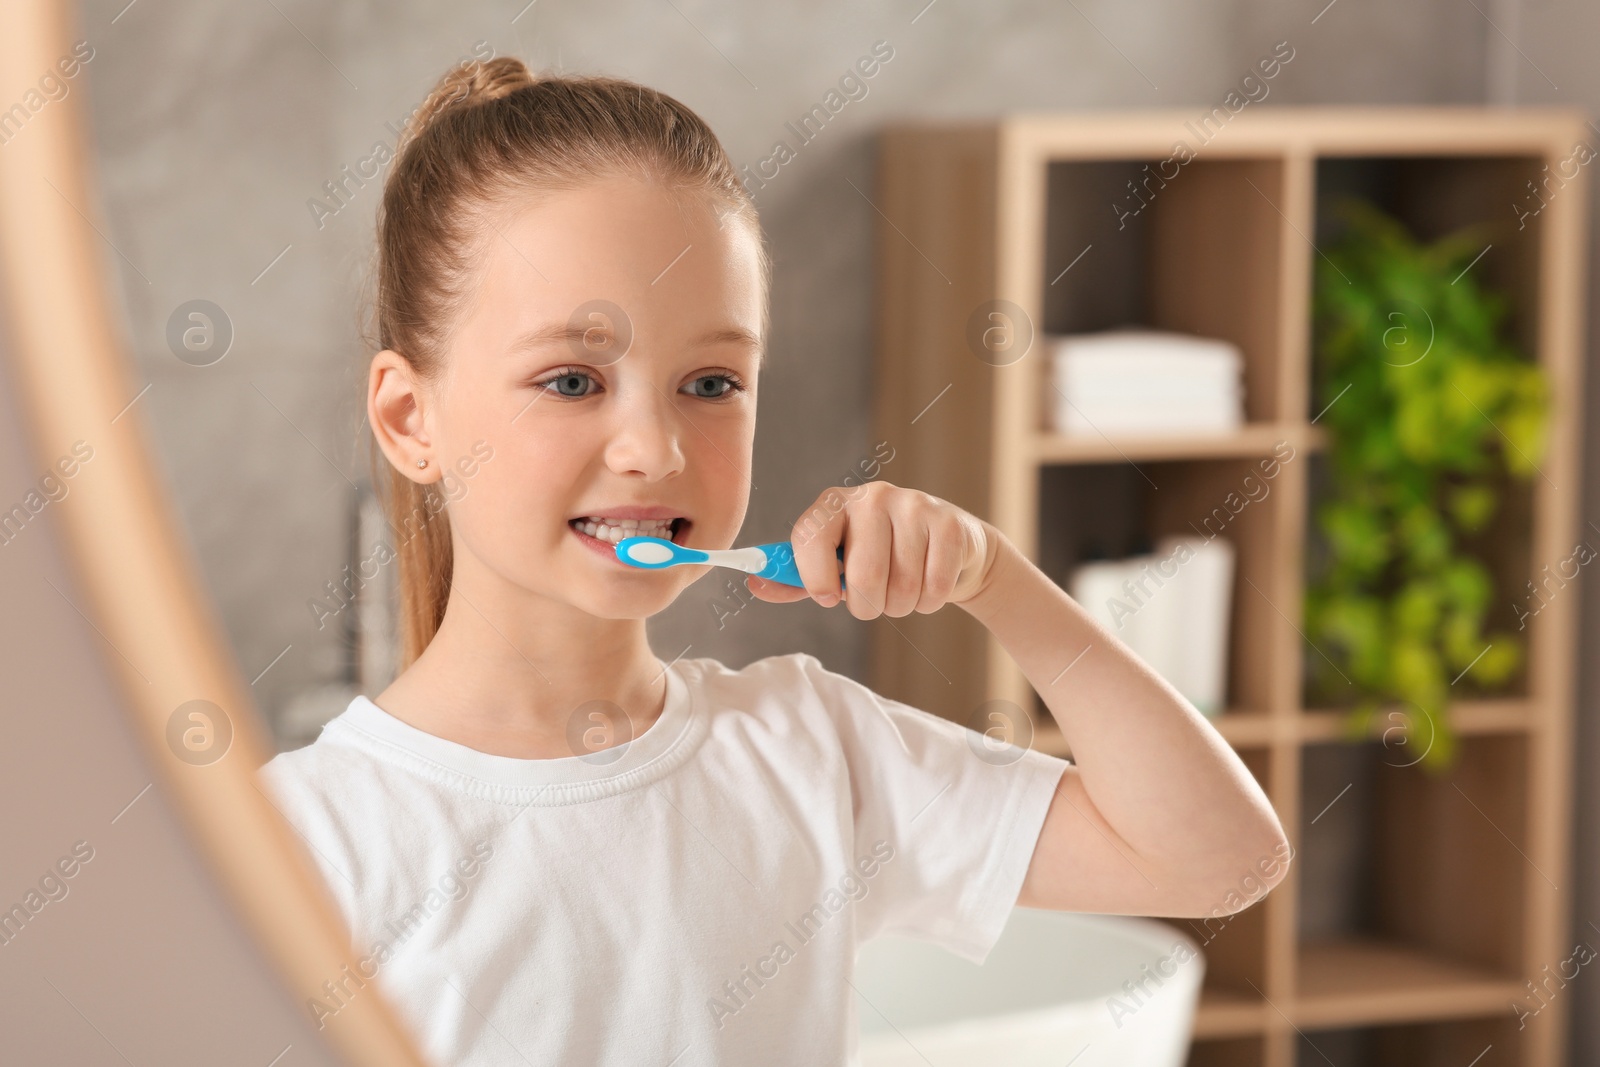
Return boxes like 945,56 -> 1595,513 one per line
615,535 -> 701,570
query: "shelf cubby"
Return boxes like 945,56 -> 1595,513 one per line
1042,156 -> 1288,425
1297,735 -> 1528,1032
1295,1015 -> 1522,1067
1189,1035 -> 1268,1067
871,109 -> 1586,1066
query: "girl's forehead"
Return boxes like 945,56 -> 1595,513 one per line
466,186 -> 764,350
488,185 -> 746,277
492,175 -> 721,249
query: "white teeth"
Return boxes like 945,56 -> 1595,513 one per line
572,517 -> 677,544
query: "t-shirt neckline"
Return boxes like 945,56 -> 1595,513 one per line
326,657 -> 704,806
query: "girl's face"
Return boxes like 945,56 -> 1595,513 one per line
381,174 -> 765,620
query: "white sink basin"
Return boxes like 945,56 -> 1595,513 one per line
853,909 -> 1205,1066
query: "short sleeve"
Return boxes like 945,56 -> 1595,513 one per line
255,749 -> 364,938
795,654 -> 1069,964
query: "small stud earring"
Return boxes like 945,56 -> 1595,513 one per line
417,459 -> 428,469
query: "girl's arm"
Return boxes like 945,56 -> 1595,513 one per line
957,526 -> 1290,917
750,481 -> 1290,919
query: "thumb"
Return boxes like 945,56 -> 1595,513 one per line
745,574 -> 813,603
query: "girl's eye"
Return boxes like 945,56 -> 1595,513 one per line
532,368 -> 599,398
681,373 -> 746,401
529,368 -> 746,401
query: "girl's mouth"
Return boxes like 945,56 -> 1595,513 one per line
568,515 -> 690,562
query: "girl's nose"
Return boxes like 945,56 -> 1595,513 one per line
602,383 -> 686,480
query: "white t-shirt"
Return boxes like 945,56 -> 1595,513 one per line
258,652 -> 1068,1066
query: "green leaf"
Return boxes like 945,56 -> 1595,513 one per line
1319,501 -> 1390,577
1418,705 -> 1458,775
1499,407 -> 1549,476
1446,485 -> 1497,532
1466,634 -> 1524,687
1392,580 -> 1443,639
1397,505 -> 1452,569
1389,638 -> 1446,711
1394,390 -> 1442,463
1440,609 -> 1486,670
1439,559 -> 1491,613
1314,593 -> 1388,685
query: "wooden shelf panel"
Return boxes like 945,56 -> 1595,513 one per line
1089,937 -> 1518,1040
1034,711 -> 1276,755
1299,699 -> 1536,743
1030,700 -> 1537,757
1294,937 -> 1520,1030
1004,107 -> 1589,160
1032,424 -> 1326,466
1209,712 -> 1277,748
1193,980 -> 1269,1039
1104,938 -> 1519,1040
1188,938 -> 1521,1038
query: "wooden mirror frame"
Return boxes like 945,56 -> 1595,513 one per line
0,2 -> 427,1062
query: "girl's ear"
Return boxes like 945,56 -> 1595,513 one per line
368,349 -> 437,483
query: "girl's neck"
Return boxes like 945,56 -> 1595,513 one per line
370,577 -> 668,761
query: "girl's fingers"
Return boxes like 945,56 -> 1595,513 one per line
841,500 -> 893,621
790,495 -> 848,606
776,482 -> 983,618
883,509 -> 929,618
916,516 -> 966,614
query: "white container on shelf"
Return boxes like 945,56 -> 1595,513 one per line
1049,329 -> 1245,436
1066,536 -> 1235,718
1068,554 -> 1183,698
1153,535 -> 1235,716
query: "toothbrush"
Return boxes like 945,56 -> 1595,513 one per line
614,536 -> 846,592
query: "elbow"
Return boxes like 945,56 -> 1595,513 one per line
1206,827 -> 1294,917
1167,820 -> 1292,919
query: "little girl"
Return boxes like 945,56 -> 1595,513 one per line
261,56 -> 1288,1066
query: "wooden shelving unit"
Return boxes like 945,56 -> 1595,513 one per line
869,109 -> 1587,1067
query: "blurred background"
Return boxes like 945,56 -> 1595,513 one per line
80,0 -> 1514,743
15,0 -> 1600,1063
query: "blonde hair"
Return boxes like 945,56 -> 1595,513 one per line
364,56 -> 769,668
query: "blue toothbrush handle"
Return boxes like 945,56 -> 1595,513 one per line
753,542 -> 846,592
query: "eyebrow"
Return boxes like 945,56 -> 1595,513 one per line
506,323 -> 764,356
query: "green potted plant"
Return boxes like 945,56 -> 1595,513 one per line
1305,198 -> 1550,773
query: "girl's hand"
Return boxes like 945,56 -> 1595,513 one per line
744,481 -> 1003,619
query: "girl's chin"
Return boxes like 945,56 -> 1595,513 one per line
565,584 -> 681,622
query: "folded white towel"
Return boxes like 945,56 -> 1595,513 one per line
1049,329 -> 1245,435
